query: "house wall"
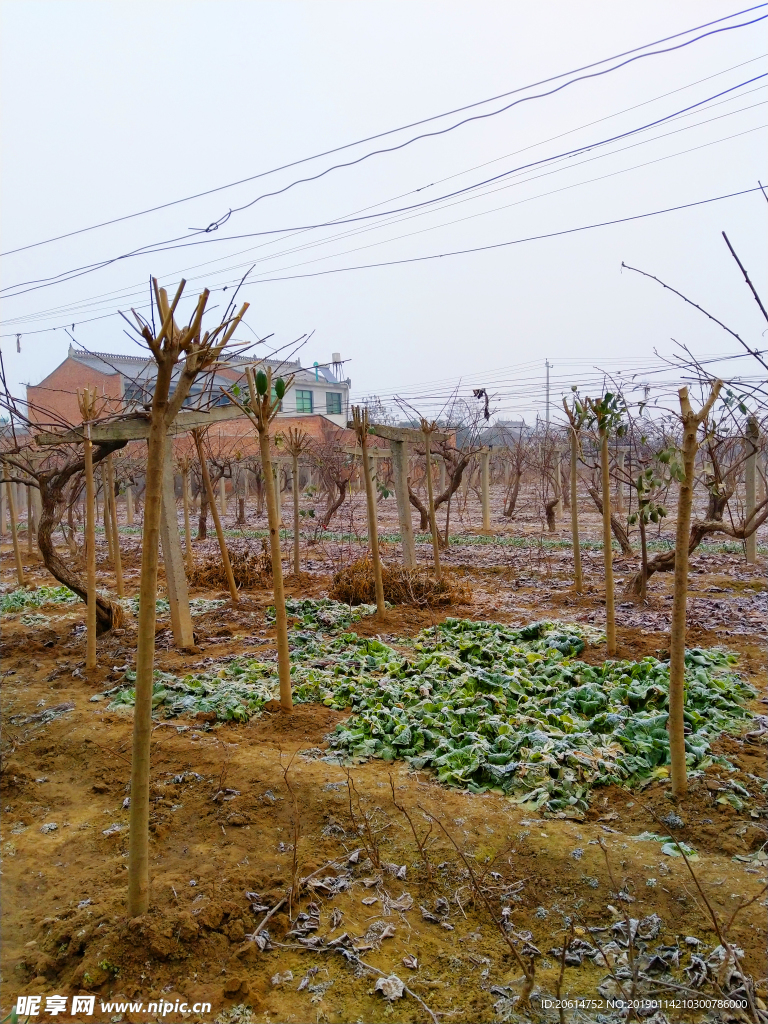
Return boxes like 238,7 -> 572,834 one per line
26,357 -> 123,427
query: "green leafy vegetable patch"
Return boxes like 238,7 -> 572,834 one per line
106,599 -> 754,812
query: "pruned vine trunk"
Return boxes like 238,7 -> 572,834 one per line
36,444 -> 125,634
545,498 -> 558,532
409,452 -> 471,540
503,471 -> 522,517
197,490 -> 208,540
408,485 -> 430,532
320,479 -> 348,530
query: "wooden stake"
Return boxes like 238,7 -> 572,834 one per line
27,484 -> 34,555
668,383 -> 721,800
194,430 -> 238,603
159,439 -> 195,648
219,475 -> 227,517
181,460 -> 193,574
78,389 -> 98,670
390,439 -> 416,567
4,461 -> 24,585
126,485 -> 134,525
745,417 -> 758,564
599,427 -> 616,657
291,452 -> 300,575
257,413 -> 291,709
616,449 -> 626,512
569,428 -> 582,593
106,454 -> 124,597
480,448 -> 491,532
102,465 -> 115,564
421,422 -> 442,580
0,471 -> 6,537
354,407 -> 386,616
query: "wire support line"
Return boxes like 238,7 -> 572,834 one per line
4,68 -> 766,325
144,117 -> 766,292
198,186 -> 768,287
2,1 -> 765,258
0,185 -> 764,341
4,72 -> 766,299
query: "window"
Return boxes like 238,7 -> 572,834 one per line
326,392 -> 342,415
123,382 -> 147,404
295,389 -> 313,413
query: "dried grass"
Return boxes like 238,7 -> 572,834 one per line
188,540 -> 271,590
329,557 -> 472,607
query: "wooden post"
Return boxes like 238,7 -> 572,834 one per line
159,438 -> 195,648
3,462 -> 24,585
181,463 -> 193,574
27,484 -> 34,555
438,458 -> 446,494
0,471 -> 6,537
106,454 -> 124,598
32,470 -> 43,535
78,390 -> 97,670
555,449 -> 563,519
126,485 -> 134,525
390,439 -> 416,568
291,454 -> 300,575
745,417 -> 758,564
422,423 -> 442,580
569,428 -> 582,593
616,449 -> 626,513
600,428 -> 616,657
194,430 -> 238,603
219,475 -> 227,517
353,407 -> 386,617
480,448 -> 491,532
102,466 -> 115,564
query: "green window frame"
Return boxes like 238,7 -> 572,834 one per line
295,389 -> 313,413
326,392 -> 342,415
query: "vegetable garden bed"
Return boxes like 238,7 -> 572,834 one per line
106,599 -> 754,813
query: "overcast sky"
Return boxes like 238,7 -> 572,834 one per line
1,1 -> 766,424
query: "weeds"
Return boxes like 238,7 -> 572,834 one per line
345,769 -> 382,868
388,772 -> 434,884
420,807 -> 536,1009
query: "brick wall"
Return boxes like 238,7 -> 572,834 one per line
27,358 -> 123,427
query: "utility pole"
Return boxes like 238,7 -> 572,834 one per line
545,360 -> 551,430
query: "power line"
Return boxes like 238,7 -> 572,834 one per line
1,185 -> 762,341
2,2 -> 766,258
5,72 -> 765,298
4,64 -> 764,326
206,186 -> 767,287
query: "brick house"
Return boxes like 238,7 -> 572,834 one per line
26,345 -> 352,429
